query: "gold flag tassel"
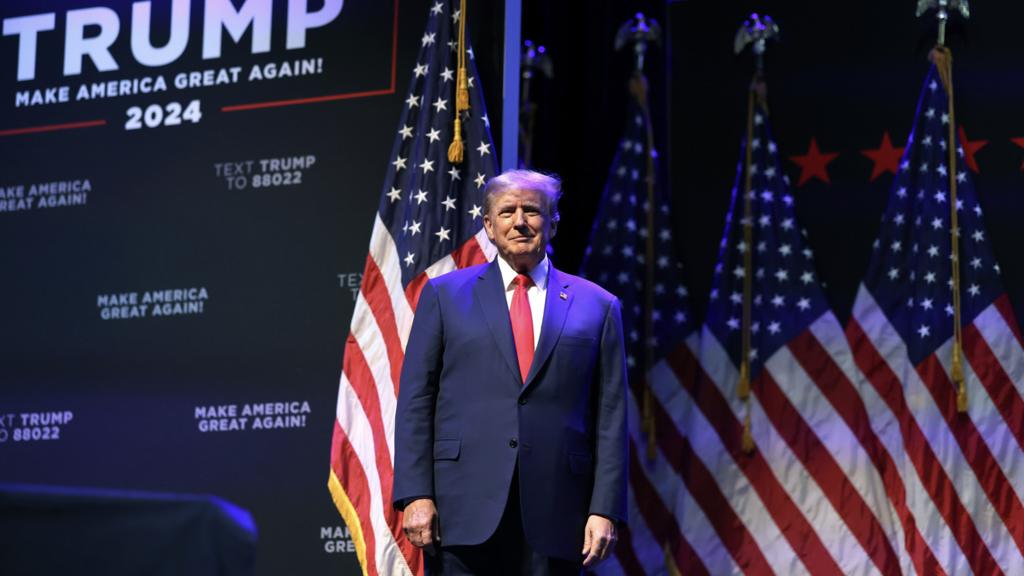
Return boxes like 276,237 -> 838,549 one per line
930,45 -> 967,413
455,30 -> 470,112
448,117 -> 465,164
447,0 -> 470,164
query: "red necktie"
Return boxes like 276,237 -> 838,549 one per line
510,273 -> 535,383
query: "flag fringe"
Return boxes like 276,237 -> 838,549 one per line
328,469 -> 371,576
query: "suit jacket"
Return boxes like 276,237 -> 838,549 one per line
392,259 -> 628,561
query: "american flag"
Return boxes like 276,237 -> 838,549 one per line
580,75 -> 697,575
674,95 -> 915,575
327,2 -> 497,575
846,65 -> 1024,575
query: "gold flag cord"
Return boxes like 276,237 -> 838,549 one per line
630,72 -> 659,461
633,70 -> 679,573
447,0 -> 469,164
454,0 -> 469,112
931,46 -> 967,413
621,26 -> 678,567
738,78 -> 762,454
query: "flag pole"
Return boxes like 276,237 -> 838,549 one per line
734,14 -> 779,454
613,17 -> 680,573
918,0 -> 971,412
616,12 -> 662,461
501,0 -> 522,171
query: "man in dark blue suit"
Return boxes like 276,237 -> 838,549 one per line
393,170 -> 627,575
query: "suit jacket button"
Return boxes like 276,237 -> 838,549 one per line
509,438 -> 518,448
518,398 -> 527,405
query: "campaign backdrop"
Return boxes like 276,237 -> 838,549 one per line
0,1 -> 452,574
5,1 -> 1024,575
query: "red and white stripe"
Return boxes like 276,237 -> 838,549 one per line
596,336 -> 735,576
329,215 -> 491,576
606,287 -> 1024,576
688,316 -> 904,576
610,314 -> 913,574
847,286 -> 1024,576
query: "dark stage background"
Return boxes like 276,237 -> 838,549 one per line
1,1 -> 1021,575
527,0 -> 1024,327
1,1 -> 427,574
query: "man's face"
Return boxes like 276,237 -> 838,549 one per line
483,187 -> 557,272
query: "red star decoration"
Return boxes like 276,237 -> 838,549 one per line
957,125 -> 987,173
789,138 -> 839,186
1011,137 -> 1024,171
861,131 -> 905,182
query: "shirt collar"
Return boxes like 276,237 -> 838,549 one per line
496,254 -> 549,292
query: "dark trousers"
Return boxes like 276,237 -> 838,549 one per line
424,466 -> 582,576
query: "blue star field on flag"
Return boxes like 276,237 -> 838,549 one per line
706,101 -> 830,378
580,84 -> 692,382
862,66 -> 1004,365
378,0 -> 497,287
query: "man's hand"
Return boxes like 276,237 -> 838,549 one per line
402,498 -> 439,550
581,514 -> 617,567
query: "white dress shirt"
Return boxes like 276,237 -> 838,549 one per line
495,255 -> 548,349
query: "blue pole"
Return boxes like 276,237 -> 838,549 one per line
501,0 -> 521,171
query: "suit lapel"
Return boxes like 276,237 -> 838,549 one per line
474,260 -> 522,384
523,266 -> 572,391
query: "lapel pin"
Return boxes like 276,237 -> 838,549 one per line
559,291 -> 568,300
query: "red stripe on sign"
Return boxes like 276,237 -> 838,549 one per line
660,347 -> 796,576
611,522 -> 646,576
0,119 -> 106,137
342,337 -> 420,570
331,420 -> 381,576
846,318 -> 1003,576
223,0 -> 400,113
627,437 -> 710,576
788,331 -> 946,576
361,253 -> 405,396
388,0 -> 399,92
994,294 -> 1024,350
915,355 -> 1024,557
221,88 -> 394,112
964,322 -> 1024,453
757,366 -> 902,575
